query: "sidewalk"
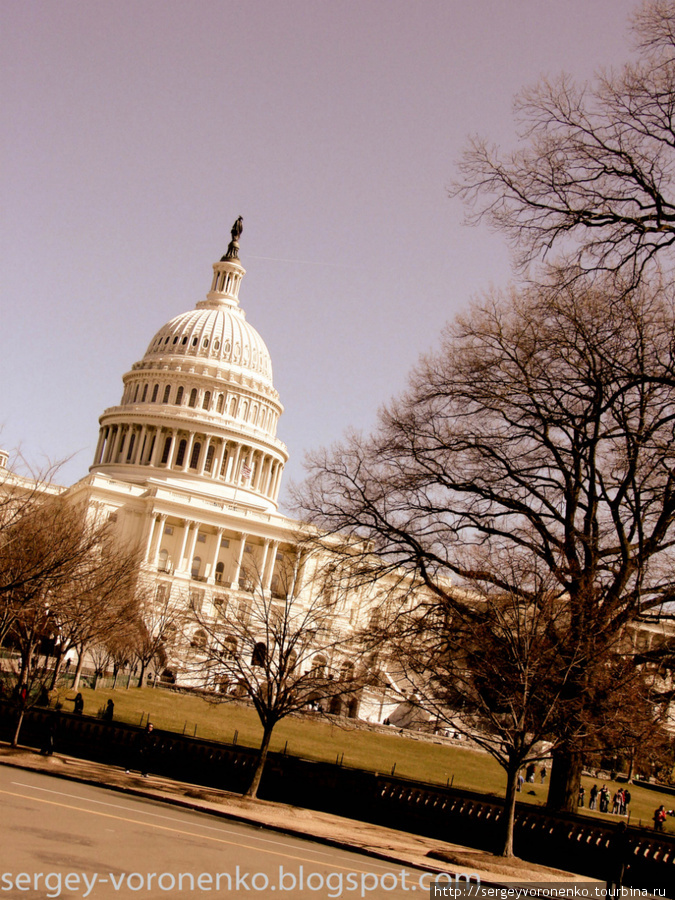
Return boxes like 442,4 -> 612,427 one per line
0,744 -> 590,886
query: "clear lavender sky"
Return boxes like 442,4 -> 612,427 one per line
2,0 -> 639,510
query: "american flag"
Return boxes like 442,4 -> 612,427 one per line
241,463 -> 252,480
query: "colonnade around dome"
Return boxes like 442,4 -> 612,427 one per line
93,422 -> 284,505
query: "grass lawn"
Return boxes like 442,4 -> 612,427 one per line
56,684 -> 675,834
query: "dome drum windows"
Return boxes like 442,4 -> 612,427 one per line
126,432 -> 136,462
162,385 -> 171,404
189,441 -> 201,470
188,389 -> 198,408
160,437 -> 172,465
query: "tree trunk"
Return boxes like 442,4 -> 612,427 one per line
72,649 -> 85,691
627,747 -> 636,783
498,763 -> 519,857
547,746 -> 583,812
11,707 -> 26,748
49,648 -> 64,690
244,725 -> 274,799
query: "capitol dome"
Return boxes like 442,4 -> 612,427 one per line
89,219 -> 288,513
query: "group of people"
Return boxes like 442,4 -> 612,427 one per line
516,762 -> 547,791
579,784 -> 631,815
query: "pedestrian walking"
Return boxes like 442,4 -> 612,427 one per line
126,722 -> 156,778
589,784 -> 598,810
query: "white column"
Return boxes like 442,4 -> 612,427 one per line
252,451 -> 264,491
144,515 -> 158,563
198,436 -> 212,476
182,433 -> 195,472
94,428 -> 106,465
258,539 -> 270,591
263,541 -> 279,591
227,443 -> 242,483
149,514 -> 168,567
176,520 -> 192,573
185,524 -> 200,575
269,462 -> 281,501
149,428 -> 162,467
263,457 -> 275,496
214,440 -> 227,480
112,426 -> 125,463
207,527 -> 224,584
230,533 -> 248,589
133,426 -> 148,465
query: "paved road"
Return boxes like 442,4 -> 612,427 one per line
0,768 -> 438,899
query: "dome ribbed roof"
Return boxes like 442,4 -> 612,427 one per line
143,304 -> 274,386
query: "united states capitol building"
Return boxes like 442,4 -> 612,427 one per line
3,220 -> 394,721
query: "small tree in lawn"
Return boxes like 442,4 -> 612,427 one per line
2,495 -> 139,745
191,549 -> 366,799
130,578 -> 185,687
51,533 -> 141,691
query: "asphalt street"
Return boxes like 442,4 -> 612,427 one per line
0,767 -> 437,900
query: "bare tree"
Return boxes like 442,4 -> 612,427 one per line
453,1 -> 675,285
296,277 -> 675,813
52,534 -> 141,690
0,468 -> 80,646
379,559 -> 583,857
189,550 -> 366,799
1,495 -> 140,745
129,577 -> 186,688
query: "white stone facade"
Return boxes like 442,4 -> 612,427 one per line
56,231 -> 381,717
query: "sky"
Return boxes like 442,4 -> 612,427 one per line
2,0 -> 640,511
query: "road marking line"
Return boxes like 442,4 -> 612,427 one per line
10,779 -> 383,866
0,787 -> 401,877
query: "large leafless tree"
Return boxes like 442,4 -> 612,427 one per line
380,557 -> 585,857
297,276 -> 675,813
189,551 -> 366,799
453,1 -> 675,285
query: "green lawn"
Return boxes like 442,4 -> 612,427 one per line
55,684 -> 675,833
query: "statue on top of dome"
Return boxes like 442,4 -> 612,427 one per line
222,216 -> 243,261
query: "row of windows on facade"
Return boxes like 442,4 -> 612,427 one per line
186,627 -> 356,686
159,551 -> 285,597
149,331 -> 266,374
124,382 -> 276,432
